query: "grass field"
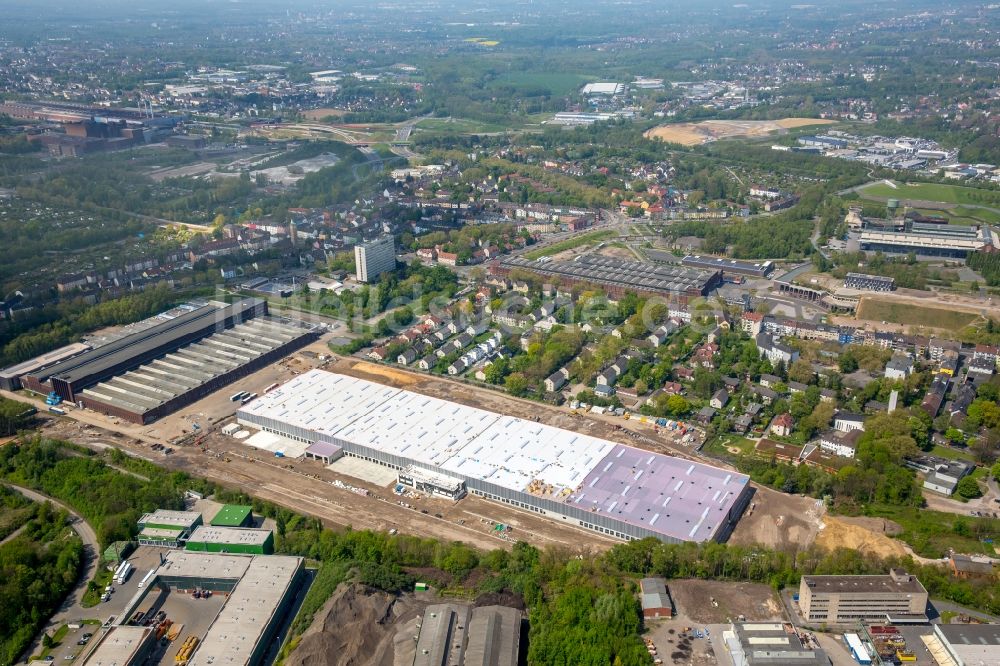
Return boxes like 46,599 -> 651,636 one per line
702,434 -> 757,459
415,117 -> 508,133
861,504 -> 998,558
523,230 -> 618,260
490,71 -> 594,97
859,180 -> 1000,208
855,299 -> 981,330
930,445 -> 976,462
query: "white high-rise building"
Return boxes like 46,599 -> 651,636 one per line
354,236 -> 396,283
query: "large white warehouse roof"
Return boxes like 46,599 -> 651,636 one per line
238,370 -> 750,542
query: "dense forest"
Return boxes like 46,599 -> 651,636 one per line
967,251 -> 1000,287
0,285 -> 193,368
0,499 -> 82,666
0,440 -> 211,547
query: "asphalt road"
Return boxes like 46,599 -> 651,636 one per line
6,484 -> 100,664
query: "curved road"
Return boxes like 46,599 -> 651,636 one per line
5,484 -> 100,664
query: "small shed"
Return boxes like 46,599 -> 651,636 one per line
639,577 -> 673,619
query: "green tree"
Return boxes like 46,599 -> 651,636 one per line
505,373 -> 530,397
956,476 -> 983,500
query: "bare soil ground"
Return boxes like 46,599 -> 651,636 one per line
285,583 -> 429,666
728,487 -> 824,552
669,580 -> 783,624
644,118 -> 836,146
15,349 -> 843,559
814,515 -> 909,559
302,108 -> 347,120
40,414 -> 617,554
596,245 -> 637,260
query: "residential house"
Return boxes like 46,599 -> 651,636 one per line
929,338 -> 961,361
710,389 -> 729,410
770,413 -> 794,437
597,355 -> 632,387
545,368 -> 570,393
647,323 -> 677,348
973,344 -> 1000,368
885,355 -> 914,380
921,373 -> 950,417
755,332 -> 799,365
594,384 -> 615,399
732,414 -> 753,434
696,406 -> 716,424
759,374 -> 782,388
397,349 -> 418,366
749,385 -> 778,405
418,354 -> 437,371
969,356 -> 995,376
368,346 -> 390,362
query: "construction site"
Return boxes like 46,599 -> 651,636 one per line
25,347 -> 829,555
234,370 -> 753,544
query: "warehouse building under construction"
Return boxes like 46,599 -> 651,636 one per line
236,370 -> 752,544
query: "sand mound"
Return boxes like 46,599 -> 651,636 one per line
815,516 -> 909,559
285,583 -> 427,666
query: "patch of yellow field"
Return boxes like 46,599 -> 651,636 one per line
645,117 -> 837,146
774,117 -> 837,129
643,124 -> 708,146
349,361 -> 420,386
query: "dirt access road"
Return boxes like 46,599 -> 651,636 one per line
6,483 -> 100,664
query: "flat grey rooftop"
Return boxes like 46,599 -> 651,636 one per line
81,317 -> 314,416
81,626 -> 153,666
187,526 -> 272,546
188,555 -> 303,666
801,574 -> 926,595
567,444 -> 749,542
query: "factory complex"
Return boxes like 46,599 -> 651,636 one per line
16,298 -> 318,424
859,221 -> 994,258
86,550 -> 305,666
236,370 -> 752,544
492,255 -> 721,303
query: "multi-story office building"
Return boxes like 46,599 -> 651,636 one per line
354,236 -> 396,283
798,569 -> 928,624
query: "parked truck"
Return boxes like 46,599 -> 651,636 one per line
115,561 -> 133,584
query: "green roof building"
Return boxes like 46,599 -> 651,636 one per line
136,509 -> 202,548
210,504 -> 254,528
184,526 -> 274,555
